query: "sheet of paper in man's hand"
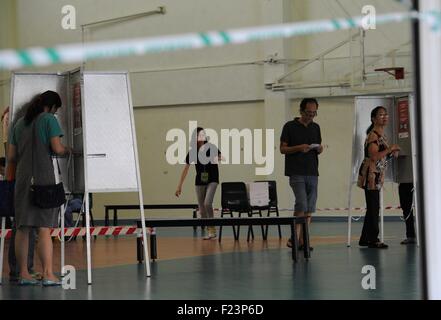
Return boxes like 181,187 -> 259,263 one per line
309,144 -> 320,150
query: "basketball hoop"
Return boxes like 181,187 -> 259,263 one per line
374,67 -> 405,80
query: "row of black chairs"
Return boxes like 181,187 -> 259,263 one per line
219,180 -> 282,242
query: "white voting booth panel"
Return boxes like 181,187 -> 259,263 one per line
81,72 -> 150,283
350,96 -> 396,185
347,95 -> 418,247
82,73 -> 138,192
347,96 -> 395,246
9,73 -> 73,192
2,72 -> 71,284
2,70 -> 150,285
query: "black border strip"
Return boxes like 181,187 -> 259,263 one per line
411,0 -> 428,300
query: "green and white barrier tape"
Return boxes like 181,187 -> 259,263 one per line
396,0 -> 412,7
0,10 -> 439,71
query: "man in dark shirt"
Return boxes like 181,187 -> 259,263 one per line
280,98 -> 323,249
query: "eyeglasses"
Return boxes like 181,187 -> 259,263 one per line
302,110 -> 318,117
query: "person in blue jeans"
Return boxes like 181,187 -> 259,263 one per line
64,197 -> 83,228
280,98 -> 324,250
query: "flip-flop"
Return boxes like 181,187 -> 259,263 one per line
42,279 -> 62,287
18,278 -> 40,286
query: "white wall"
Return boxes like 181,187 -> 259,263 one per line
289,0 -> 413,85
92,101 -> 266,219
0,0 -> 16,156
14,0 -> 265,106
1,0 -> 411,218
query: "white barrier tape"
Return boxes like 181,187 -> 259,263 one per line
212,206 -> 401,213
0,205 -> 403,239
315,206 -> 401,211
1,10 -> 439,70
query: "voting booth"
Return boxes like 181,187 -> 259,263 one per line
347,95 -> 419,246
0,70 -> 151,284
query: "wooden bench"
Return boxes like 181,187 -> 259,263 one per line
104,204 -> 200,230
136,216 -> 310,263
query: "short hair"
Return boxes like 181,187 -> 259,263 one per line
300,98 -> 319,111
0,157 -> 5,167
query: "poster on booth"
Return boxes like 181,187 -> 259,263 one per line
398,99 -> 410,139
246,182 -> 269,207
73,82 -> 82,135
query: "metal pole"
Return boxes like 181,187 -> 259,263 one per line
347,184 -> 353,247
81,26 -> 86,70
51,157 -> 66,275
126,73 -> 151,277
80,7 -> 165,29
79,72 -> 93,284
347,97 -> 360,247
85,191 -> 92,284
60,204 -> 65,276
54,158 -> 66,277
408,94 -> 420,247
380,188 -> 384,243
360,28 -> 367,85
0,217 -> 5,284
413,189 -> 420,247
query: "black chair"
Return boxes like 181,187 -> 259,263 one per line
255,180 -> 282,239
219,182 -> 263,242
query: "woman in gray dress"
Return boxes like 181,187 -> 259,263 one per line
7,91 -> 71,286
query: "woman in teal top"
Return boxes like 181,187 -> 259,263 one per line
8,91 -> 71,286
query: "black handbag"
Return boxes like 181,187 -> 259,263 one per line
0,180 -> 15,217
29,119 -> 66,209
30,182 -> 66,209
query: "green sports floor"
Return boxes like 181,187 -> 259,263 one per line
0,221 -> 422,300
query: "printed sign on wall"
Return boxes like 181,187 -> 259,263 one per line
398,99 -> 410,139
73,82 -> 82,135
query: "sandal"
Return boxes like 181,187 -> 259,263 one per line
401,238 -> 416,245
18,278 -> 40,286
42,278 -> 62,286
